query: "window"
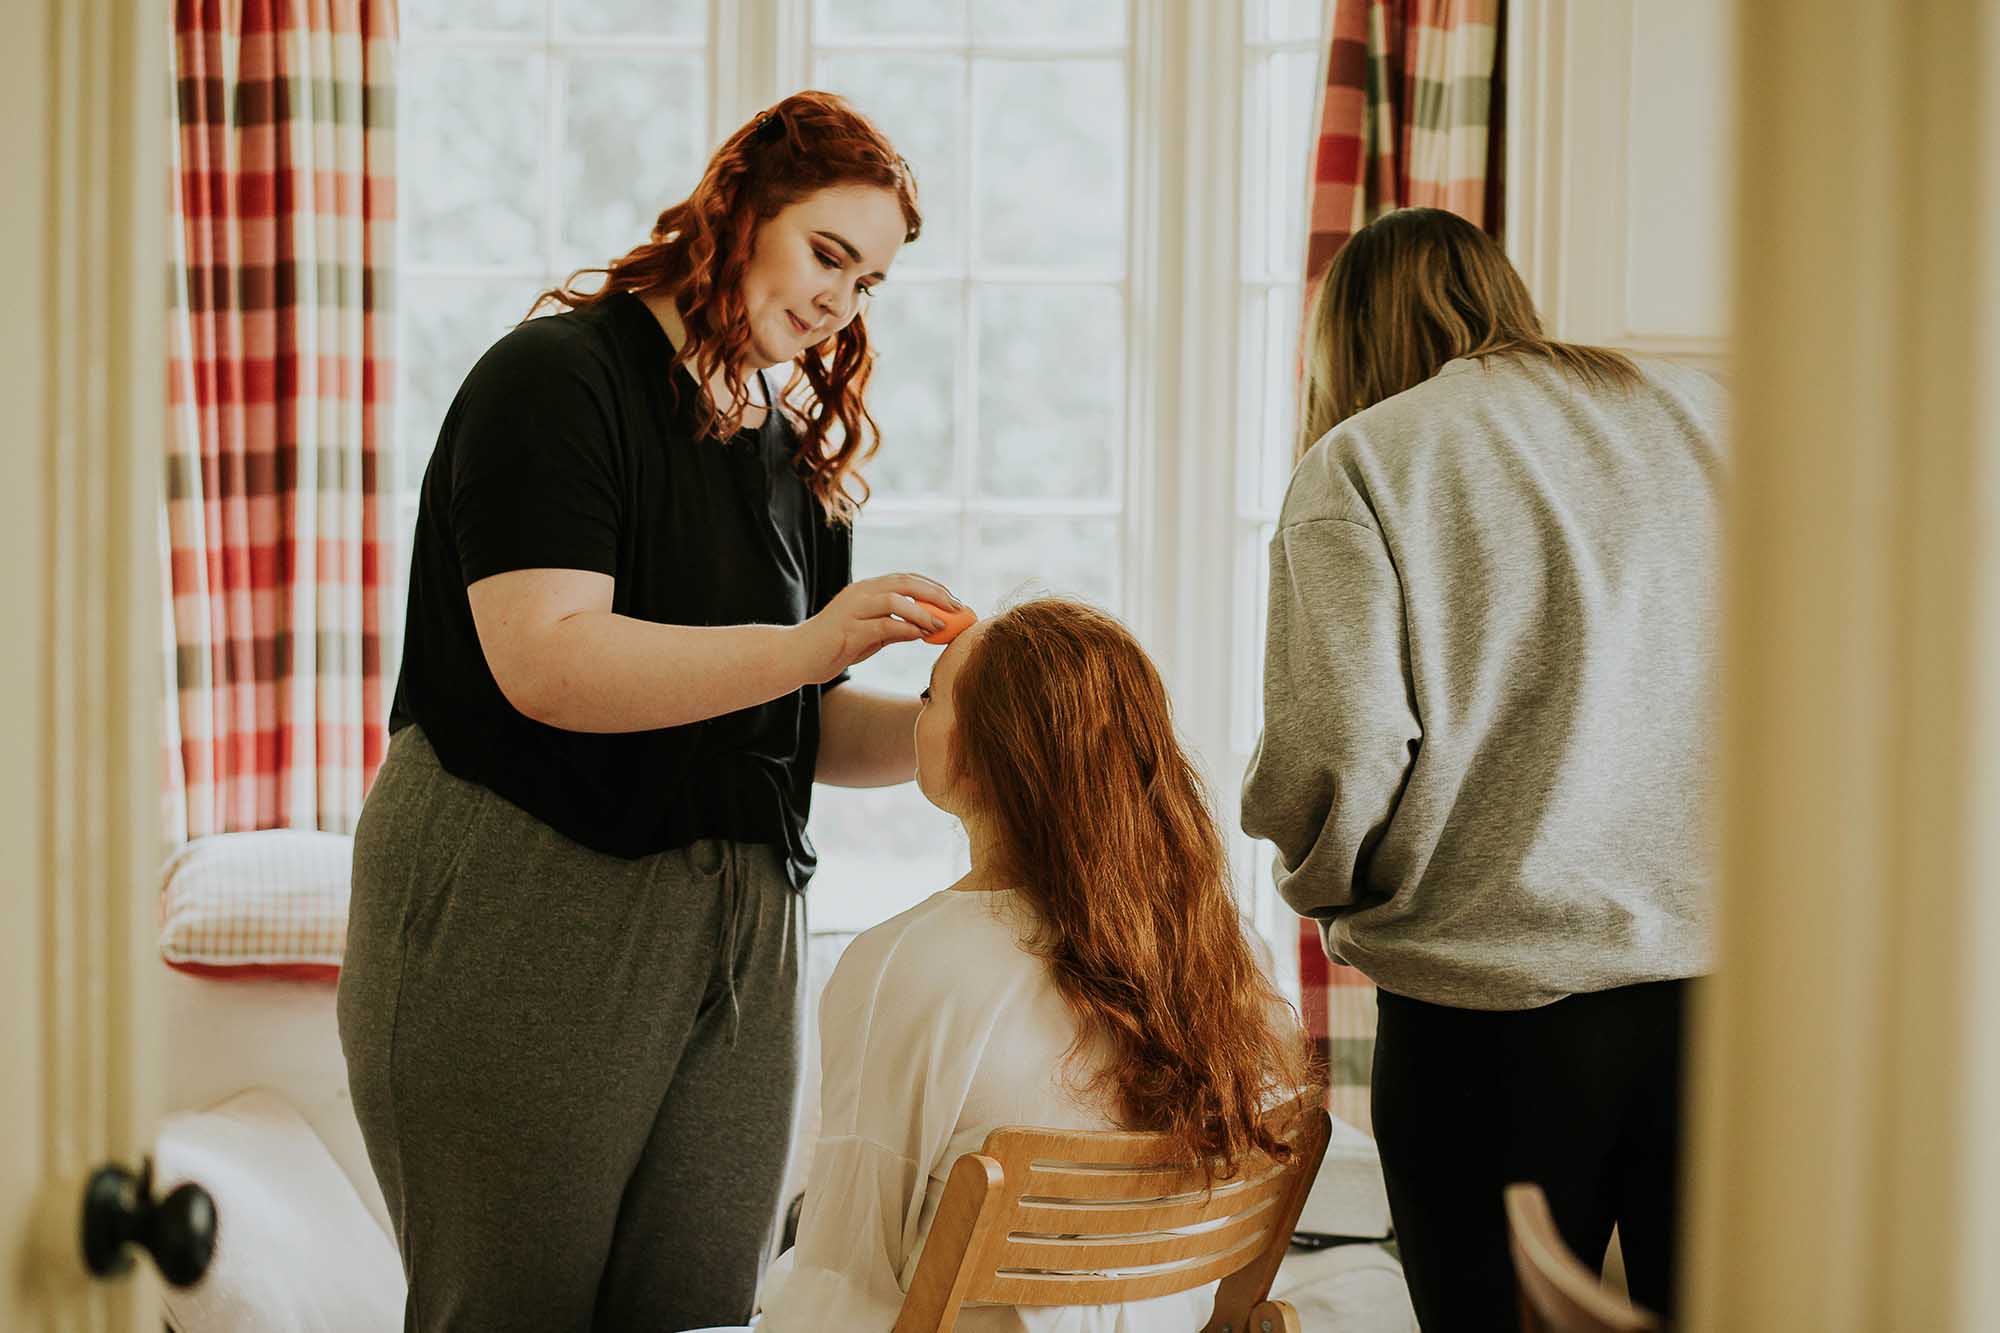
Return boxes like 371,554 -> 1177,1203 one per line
393,0 -> 1323,996
1231,1 -> 1325,995
396,0 -> 715,601
802,1 -> 1135,931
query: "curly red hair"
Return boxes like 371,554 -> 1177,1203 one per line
531,91 -> 920,523
951,599 -> 1317,1183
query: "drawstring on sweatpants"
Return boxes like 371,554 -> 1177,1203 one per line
716,840 -> 746,1046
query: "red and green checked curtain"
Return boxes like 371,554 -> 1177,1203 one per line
165,0 -> 397,841
1296,0 -> 1504,1135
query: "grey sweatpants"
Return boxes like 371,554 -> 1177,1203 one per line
337,727 -> 805,1332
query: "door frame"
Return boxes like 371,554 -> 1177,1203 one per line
2,0 -> 167,1327
7,0 -> 2000,1328
1682,0 -> 2000,1327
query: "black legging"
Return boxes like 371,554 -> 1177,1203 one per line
1370,979 -> 1688,1331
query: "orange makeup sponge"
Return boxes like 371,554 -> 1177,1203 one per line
913,600 -> 977,645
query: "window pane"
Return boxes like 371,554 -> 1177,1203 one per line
807,784 -> 962,932
976,285 -> 1122,500
969,515 -> 1120,613
973,60 -> 1125,271
845,517 -> 960,696
1256,282 -> 1304,510
1243,50 -> 1319,281
815,55 -> 966,273
1235,286 -> 1271,516
815,0 -> 966,40
401,48 -> 546,267
859,283 -> 961,500
1246,0 -> 1326,43
1232,523 -> 1276,754
1269,51 -> 1319,281
405,0 -> 541,33
396,277 -> 545,494
970,0 -> 1123,44
559,55 -> 706,271
558,0 -> 703,37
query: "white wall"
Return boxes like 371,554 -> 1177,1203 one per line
1506,0 -> 1734,365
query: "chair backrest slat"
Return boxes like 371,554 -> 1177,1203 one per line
992,1201 -> 1278,1273
1018,1161 -> 1246,1201
979,1233 -> 1272,1308
1006,1166 -> 1293,1238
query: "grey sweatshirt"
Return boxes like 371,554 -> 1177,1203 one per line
1241,353 -> 1726,1010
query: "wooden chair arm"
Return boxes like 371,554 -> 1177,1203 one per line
891,1153 -> 1007,1333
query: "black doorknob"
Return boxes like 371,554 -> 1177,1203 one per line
80,1156 -> 216,1288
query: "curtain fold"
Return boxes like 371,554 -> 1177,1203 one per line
165,0 -> 397,841
1295,0 -> 1504,1136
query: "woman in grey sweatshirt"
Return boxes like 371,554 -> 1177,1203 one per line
1241,207 -> 1725,1330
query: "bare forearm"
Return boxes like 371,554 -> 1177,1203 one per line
514,612 -> 810,733
816,684 -> 920,787
471,565 -> 953,736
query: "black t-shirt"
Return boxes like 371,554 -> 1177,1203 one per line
388,291 -> 852,887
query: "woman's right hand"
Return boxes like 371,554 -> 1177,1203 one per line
794,573 -> 962,684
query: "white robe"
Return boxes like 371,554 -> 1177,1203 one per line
757,888 -> 1217,1333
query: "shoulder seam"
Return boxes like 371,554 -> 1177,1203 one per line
1277,516 -> 1382,537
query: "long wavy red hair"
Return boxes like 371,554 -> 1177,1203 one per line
530,90 -> 920,522
951,599 -> 1316,1181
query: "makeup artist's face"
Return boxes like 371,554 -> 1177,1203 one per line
739,185 -> 905,367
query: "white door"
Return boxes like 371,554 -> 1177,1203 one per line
2,0 -> 170,1328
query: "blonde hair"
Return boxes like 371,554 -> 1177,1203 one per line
1298,207 -> 1640,457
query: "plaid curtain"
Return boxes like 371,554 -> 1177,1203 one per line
1306,0 -> 1504,278
165,0 -> 397,841
1296,0 -> 1504,1135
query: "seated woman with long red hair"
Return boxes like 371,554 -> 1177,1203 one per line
751,597 -> 1313,1332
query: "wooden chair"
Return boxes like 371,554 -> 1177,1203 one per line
891,1091 -> 1333,1333
1503,1182 -> 1663,1333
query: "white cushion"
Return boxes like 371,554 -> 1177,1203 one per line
155,1089 -> 404,1332
158,831 -> 352,978
1272,1243 -> 1418,1331
159,965 -> 389,1236
1295,1111 -> 1394,1238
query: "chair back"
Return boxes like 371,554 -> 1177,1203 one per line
1504,1182 -> 1663,1333
891,1090 -> 1330,1333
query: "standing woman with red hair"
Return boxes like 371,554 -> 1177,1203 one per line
337,92 -> 957,1332
751,599 -> 1313,1332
